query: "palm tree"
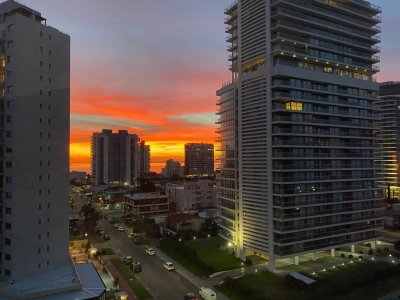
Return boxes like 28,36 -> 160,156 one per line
80,203 -> 102,232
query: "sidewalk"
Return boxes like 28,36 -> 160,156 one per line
102,255 -> 139,300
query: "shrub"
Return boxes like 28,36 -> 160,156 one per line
384,247 -> 390,252
394,240 -> 400,251
366,243 -> 371,248
340,253 -> 345,258
368,249 -> 374,255
377,249 -> 382,254
245,258 -> 253,265
358,250 -> 364,254
349,254 -> 353,258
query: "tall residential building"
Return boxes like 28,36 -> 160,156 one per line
218,0 -> 384,270
139,140 -> 150,175
375,81 -> 400,199
0,1 -> 104,298
184,143 -> 214,177
91,129 -> 150,186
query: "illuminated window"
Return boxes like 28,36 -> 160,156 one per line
285,101 -> 303,111
323,67 -> 333,73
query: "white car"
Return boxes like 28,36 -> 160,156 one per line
113,223 -> 120,228
145,248 -> 156,256
123,256 -> 133,265
117,226 -> 125,232
163,262 -> 174,271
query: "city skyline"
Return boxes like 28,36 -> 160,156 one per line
23,0 -> 400,173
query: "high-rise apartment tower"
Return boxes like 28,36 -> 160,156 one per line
217,0 -> 384,270
91,129 -> 150,186
375,81 -> 400,199
184,143 -> 214,177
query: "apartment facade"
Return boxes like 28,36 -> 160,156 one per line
375,81 -> 400,199
91,129 -> 150,186
0,1 -> 105,298
218,0 -> 384,270
184,143 -> 214,177
124,192 -> 169,220
165,180 -> 217,212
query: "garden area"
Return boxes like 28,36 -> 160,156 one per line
216,260 -> 400,300
159,236 -> 243,277
110,259 -> 152,300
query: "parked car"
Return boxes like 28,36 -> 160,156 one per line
123,256 -> 133,265
130,261 -> 142,273
133,238 -> 142,245
127,233 -> 136,239
184,293 -> 198,300
117,226 -> 125,232
145,248 -> 156,256
199,287 -> 216,300
113,223 -> 120,228
103,234 -> 110,241
163,262 -> 175,271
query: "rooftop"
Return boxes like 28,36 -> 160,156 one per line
167,213 -> 203,224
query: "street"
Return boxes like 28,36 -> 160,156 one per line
72,190 -> 198,300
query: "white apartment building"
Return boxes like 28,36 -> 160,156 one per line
165,180 -> 217,212
0,1 -> 105,298
217,0 -> 384,271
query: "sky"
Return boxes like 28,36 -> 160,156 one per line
20,0 -> 400,173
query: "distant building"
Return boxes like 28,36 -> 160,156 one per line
91,129 -> 151,186
184,143 -> 214,177
70,171 -> 87,182
162,159 -> 183,178
139,140 -> 151,176
165,180 -> 217,212
124,192 -> 169,219
376,81 -> 400,199
166,213 -> 205,232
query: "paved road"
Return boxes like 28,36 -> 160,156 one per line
71,190 -> 198,300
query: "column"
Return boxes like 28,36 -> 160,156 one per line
294,256 -> 299,265
331,249 -> 335,257
351,244 -> 355,253
370,241 -> 376,250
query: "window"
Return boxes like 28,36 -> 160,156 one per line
39,117 -> 43,124
38,248 -> 41,254
47,147 -> 51,152
5,223 -> 11,230
39,75 -> 43,81
39,146 -> 42,152
5,239 -> 11,245
48,105 -> 51,110
47,203 -> 50,209
38,263 -> 41,269
48,91 -> 51,97
38,190 -> 42,196
39,161 -> 42,166
5,147 -> 11,153
40,31 -> 43,37
285,101 -> 303,111
38,219 -> 41,225
47,161 -> 51,166
5,161 -> 12,168
46,246 -> 50,251
47,189 -> 50,195
5,269 -> 10,276
7,86 -> 13,93
6,116 -> 11,123
47,174 -> 50,180
48,77 -> 51,83
6,56 -> 12,63
46,232 -> 50,238
48,34 -> 51,40
5,254 -> 10,260
7,24 -> 13,32
5,177 -> 11,183
40,103 -> 43,109
40,132 -> 43,138
40,61 -> 43,67
48,63 -> 51,69
5,192 -> 11,199
6,131 -> 11,138
48,119 -> 51,125
38,204 -> 41,210
40,46 -> 43,53
48,132 -> 51,138
47,260 -> 50,266
40,89 -> 43,95
48,50 -> 52,55
38,234 -> 41,239
47,217 -> 50,223
7,40 -> 13,48
5,207 -> 11,214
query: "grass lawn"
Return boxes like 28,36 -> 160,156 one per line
110,259 -> 152,300
101,248 -> 115,255
159,237 -> 242,277
216,261 -> 400,300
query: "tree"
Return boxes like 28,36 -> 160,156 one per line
138,177 -> 157,193
79,203 -> 101,232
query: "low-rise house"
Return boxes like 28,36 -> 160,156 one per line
166,213 -> 205,232
124,192 -> 169,220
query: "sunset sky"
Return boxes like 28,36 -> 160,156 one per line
26,0 -> 400,173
